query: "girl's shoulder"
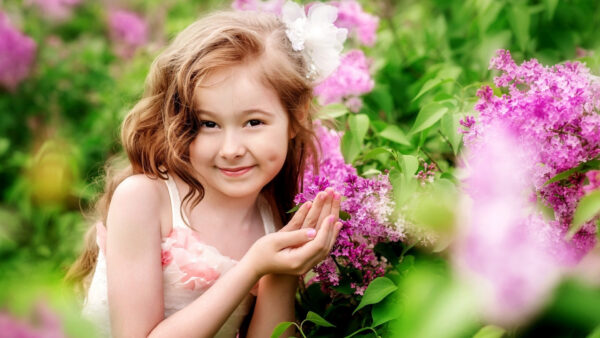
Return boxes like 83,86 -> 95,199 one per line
108,174 -> 171,237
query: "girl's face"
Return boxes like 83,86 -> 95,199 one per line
189,62 -> 290,200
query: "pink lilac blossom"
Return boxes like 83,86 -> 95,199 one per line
26,0 -> 81,21
314,49 -> 374,105
0,302 -> 65,338
108,10 -> 148,59
0,12 -> 36,91
415,162 -> 436,186
295,121 -> 403,295
231,0 -> 285,15
330,0 -> 378,46
456,124 -> 563,326
464,49 -> 600,264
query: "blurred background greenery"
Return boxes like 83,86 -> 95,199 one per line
1,0 -> 600,336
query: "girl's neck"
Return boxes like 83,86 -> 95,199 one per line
173,175 -> 262,231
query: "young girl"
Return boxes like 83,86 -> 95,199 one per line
67,3 -> 346,337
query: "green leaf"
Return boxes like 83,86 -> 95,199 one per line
544,159 -> 600,186
305,311 -> 335,328
363,147 -> 393,162
270,321 -> 295,338
317,103 -> 349,119
339,210 -> 351,221
401,155 -> 419,178
508,3 -> 530,51
353,277 -> 398,315
372,289 -> 402,327
543,0 -> 559,20
349,114 -> 370,145
410,102 -> 449,135
342,131 -> 360,163
473,325 -> 506,338
286,204 -> 300,214
440,113 -> 462,154
587,324 -> 600,338
379,125 -> 411,146
568,190 -> 600,239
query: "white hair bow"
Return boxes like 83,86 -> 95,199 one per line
281,1 -> 347,82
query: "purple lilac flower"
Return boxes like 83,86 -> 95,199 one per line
456,123 -> 563,326
314,49 -> 374,105
0,12 -> 36,91
459,115 -> 475,133
344,96 -> 363,113
231,0 -> 285,15
330,0 -> 379,46
0,302 -> 65,338
465,49 -> 600,264
415,162 -> 436,186
296,121 -> 403,295
26,0 -> 81,20
108,10 -> 148,59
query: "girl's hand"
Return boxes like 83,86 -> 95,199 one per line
282,188 -> 341,232
242,197 -> 342,278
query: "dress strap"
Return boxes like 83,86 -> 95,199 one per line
164,175 -> 189,229
257,195 -> 276,235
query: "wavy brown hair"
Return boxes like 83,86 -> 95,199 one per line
66,10 -> 319,292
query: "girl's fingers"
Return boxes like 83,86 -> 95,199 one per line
301,190 -> 327,229
273,228 -> 316,249
281,201 -> 312,232
315,189 -> 334,231
331,192 -> 341,223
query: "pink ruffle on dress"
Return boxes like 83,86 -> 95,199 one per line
82,175 -> 276,337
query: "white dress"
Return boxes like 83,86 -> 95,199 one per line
82,175 -> 276,337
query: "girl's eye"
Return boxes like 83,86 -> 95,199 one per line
246,119 -> 264,127
200,120 -> 217,128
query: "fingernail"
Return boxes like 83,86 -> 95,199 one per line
305,201 -> 312,209
336,222 -> 342,230
334,192 -> 340,200
306,229 -> 316,238
329,216 -> 335,224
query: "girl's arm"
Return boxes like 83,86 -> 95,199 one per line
246,190 -> 342,337
107,177 -> 339,338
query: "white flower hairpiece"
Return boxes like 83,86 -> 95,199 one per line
281,1 -> 347,82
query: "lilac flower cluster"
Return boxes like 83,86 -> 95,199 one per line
0,302 -> 65,338
464,50 -> 600,264
295,122 -> 403,295
26,0 -> 81,21
0,12 -> 36,91
231,0 -> 285,14
457,124 -> 564,325
108,10 -> 148,59
313,49 -> 374,107
415,162 -> 436,186
330,0 -> 379,46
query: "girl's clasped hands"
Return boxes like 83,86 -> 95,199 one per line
243,188 -> 342,279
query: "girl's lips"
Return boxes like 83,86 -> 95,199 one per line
219,166 -> 254,177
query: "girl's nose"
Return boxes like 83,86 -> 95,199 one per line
219,130 -> 246,159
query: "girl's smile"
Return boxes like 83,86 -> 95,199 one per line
218,165 -> 255,177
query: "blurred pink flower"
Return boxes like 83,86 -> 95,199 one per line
330,0 -> 379,46
231,0 -> 285,15
314,49 -> 374,105
0,12 -> 36,91
26,0 -> 81,21
108,10 -> 148,58
0,302 -> 65,338
344,96 -> 363,113
456,123 -> 563,326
